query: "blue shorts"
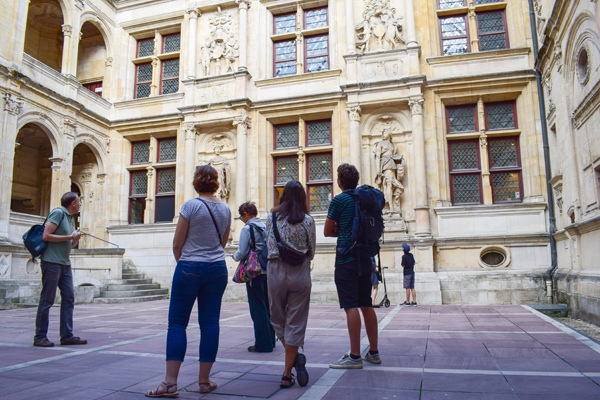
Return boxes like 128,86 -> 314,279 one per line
403,273 -> 415,289
371,269 -> 379,286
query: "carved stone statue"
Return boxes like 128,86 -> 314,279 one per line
208,145 -> 231,201
356,0 -> 406,53
200,6 -> 239,76
374,129 -> 405,213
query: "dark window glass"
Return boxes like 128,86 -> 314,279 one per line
487,103 -> 515,130
132,142 -> 150,164
475,0 -> 502,4
276,124 -> 298,149
491,172 -> 520,202
135,63 -> 152,99
130,198 -> 146,224
307,120 -> 331,146
450,141 -> 478,170
158,139 -> 177,161
157,169 -> 176,193
452,174 -> 481,204
477,12 -> 507,51
155,196 -> 175,222
163,34 -> 181,53
489,138 -> 518,168
138,38 -> 154,57
308,154 -> 332,181
308,184 -> 332,212
276,157 -> 298,183
161,59 -> 179,95
131,171 -> 148,194
448,106 -> 476,133
449,140 -> 481,205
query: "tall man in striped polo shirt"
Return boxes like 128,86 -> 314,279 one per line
324,164 -> 380,369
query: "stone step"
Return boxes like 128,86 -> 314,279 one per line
100,289 -> 169,298
105,283 -> 161,291
12,303 -> 38,309
93,294 -> 169,304
122,273 -> 144,280
121,279 -> 154,285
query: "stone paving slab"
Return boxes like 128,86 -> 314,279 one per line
1,302 -> 600,399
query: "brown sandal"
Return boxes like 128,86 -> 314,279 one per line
199,380 -> 218,393
145,382 -> 179,398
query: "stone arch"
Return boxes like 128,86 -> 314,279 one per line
17,112 -> 63,159
79,12 -> 114,55
76,16 -> 111,95
564,12 -> 600,80
73,134 -> 107,174
74,275 -> 103,286
24,0 -> 68,73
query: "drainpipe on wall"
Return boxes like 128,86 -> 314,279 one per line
528,0 -> 558,302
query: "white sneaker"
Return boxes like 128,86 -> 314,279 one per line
329,353 -> 363,369
362,352 -> 382,364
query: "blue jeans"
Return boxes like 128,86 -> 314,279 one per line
167,260 -> 228,362
34,261 -> 75,342
246,274 -> 276,351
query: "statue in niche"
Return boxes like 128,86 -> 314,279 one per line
374,129 -> 405,214
208,145 -> 231,201
356,0 -> 405,53
200,6 -> 239,76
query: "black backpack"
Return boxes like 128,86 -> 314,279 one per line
23,208 -> 65,261
339,185 -> 385,258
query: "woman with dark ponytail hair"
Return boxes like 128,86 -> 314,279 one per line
265,181 -> 316,389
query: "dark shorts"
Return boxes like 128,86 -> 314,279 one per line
404,273 -> 415,289
371,269 -> 379,286
334,257 -> 372,309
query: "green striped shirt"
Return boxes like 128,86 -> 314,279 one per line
327,191 -> 356,264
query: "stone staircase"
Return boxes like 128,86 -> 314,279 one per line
93,263 -> 169,304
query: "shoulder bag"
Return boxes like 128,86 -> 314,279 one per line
233,224 -> 265,284
23,208 -> 66,261
271,212 -> 307,267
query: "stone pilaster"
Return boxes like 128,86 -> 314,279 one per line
477,97 -> 492,203
404,0 -> 417,47
150,31 -> 161,96
409,97 -> 430,237
183,124 -> 197,201
345,0 -> 355,54
145,166 -> 155,224
61,25 -> 73,75
186,8 -> 200,79
236,0 -> 250,71
49,157 -> 65,209
0,93 -> 23,240
468,4 -> 480,52
347,106 -> 362,173
233,111 -> 250,205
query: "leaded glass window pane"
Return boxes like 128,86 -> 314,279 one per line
162,79 -> 179,94
137,64 -> 152,82
487,104 -> 514,130
306,8 -> 327,30
308,121 -> 331,146
309,154 -> 332,181
306,36 -> 328,56
309,185 -> 332,212
164,34 -> 180,53
276,125 -> 298,148
453,174 -> 480,203
159,139 -> 177,161
163,59 -> 179,79
136,84 -> 151,99
275,14 -> 296,34
275,61 -> 296,77
130,199 -> 145,224
443,38 -> 468,55
133,142 -> 150,164
131,172 -> 148,195
450,141 -> 478,170
439,0 -> 465,9
138,39 -> 154,57
475,0 -> 501,3
480,33 -> 506,51
276,158 -> 298,183
448,107 -> 475,132
489,138 -> 518,168
157,169 -> 176,193
441,17 -> 467,38
492,172 -> 520,202
307,56 -> 329,73
275,40 -> 296,60
478,12 -> 504,33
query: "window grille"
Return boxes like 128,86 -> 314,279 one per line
138,39 -> 154,57
307,121 -> 331,146
163,34 -> 181,53
159,139 -> 177,161
274,13 -> 296,34
276,124 -> 298,149
132,142 -> 150,164
441,16 -> 469,55
157,169 -> 176,193
448,107 -> 476,133
276,158 -> 299,183
305,35 -> 329,73
308,154 -> 332,181
486,103 -> 515,130
305,8 -> 327,30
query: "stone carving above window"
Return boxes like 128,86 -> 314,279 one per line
200,7 -> 239,76
355,0 -> 405,53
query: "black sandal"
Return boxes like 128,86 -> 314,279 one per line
280,374 -> 295,389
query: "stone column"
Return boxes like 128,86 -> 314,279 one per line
186,8 -> 200,79
409,97 -> 430,237
477,98 -> 492,203
0,93 -> 23,240
144,166 -> 155,224
49,157 -> 65,209
104,57 -> 113,100
344,0 -> 356,54
404,0 -> 417,46
61,25 -> 73,75
233,111 -> 250,205
347,106 -> 362,172
183,124 -> 197,201
236,0 -> 251,71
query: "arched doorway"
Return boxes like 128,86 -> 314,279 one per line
77,22 -> 107,97
71,143 -> 102,248
11,123 -> 54,216
24,0 -> 65,73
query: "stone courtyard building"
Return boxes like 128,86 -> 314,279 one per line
0,0 -> 596,313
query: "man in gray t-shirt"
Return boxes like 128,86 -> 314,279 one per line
34,192 -> 87,348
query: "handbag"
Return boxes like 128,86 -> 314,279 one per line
233,224 -> 265,284
271,212 -> 307,267
23,208 -> 65,261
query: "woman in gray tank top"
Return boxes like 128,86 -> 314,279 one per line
146,165 -> 231,397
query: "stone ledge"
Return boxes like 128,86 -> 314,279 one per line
255,69 -> 342,87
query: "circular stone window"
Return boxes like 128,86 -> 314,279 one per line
577,47 -> 590,85
478,246 -> 511,269
26,258 -> 38,274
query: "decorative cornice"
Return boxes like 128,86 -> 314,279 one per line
236,0 -> 251,10
62,24 -> 73,38
572,78 -> 600,129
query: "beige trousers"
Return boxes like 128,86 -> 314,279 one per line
267,258 -> 312,348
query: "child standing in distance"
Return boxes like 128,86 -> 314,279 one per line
400,244 -> 417,306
